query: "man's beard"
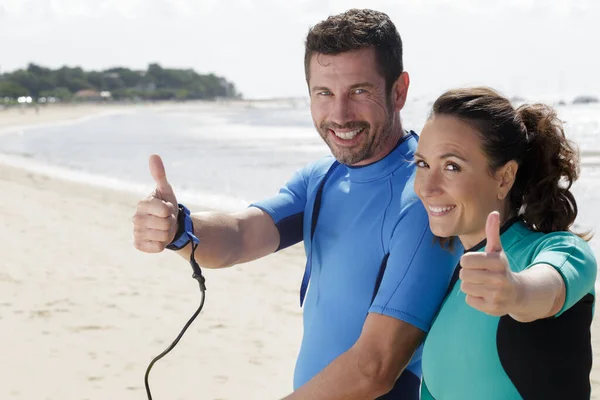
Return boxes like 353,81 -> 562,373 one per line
317,111 -> 395,166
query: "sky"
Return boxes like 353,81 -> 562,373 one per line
1,0 -> 599,101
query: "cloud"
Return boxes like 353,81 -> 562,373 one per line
0,0 -> 207,19
0,0 -> 598,98
2,0 -> 596,21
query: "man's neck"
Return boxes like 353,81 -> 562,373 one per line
374,120 -> 406,161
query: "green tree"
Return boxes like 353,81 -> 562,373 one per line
0,81 -> 28,97
40,87 -> 72,101
0,63 -> 240,101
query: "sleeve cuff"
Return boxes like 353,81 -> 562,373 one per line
368,305 -> 429,332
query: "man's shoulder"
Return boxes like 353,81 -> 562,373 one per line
299,155 -> 338,182
387,171 -> 424,218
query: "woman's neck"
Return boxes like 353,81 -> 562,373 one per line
459,209 -> 517,250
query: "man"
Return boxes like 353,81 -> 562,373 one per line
133,9 -> 460,399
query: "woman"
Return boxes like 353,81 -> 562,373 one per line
414,87 -> 597,399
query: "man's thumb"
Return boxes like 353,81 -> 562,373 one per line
149,154 -> 176,202
485,211 -> 503,253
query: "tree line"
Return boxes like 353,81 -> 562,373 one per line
0,63 -> 240,102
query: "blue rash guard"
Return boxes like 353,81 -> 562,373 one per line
251,132 -> 461,398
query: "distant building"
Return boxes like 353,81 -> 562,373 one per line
74,89 -> 111,102
573,95 -> 599,104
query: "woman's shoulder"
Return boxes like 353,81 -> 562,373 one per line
530,229 -> 595,260
504,221 -> 596,270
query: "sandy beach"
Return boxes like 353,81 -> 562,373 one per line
0,104 -> 306,399
0,104 -> 598,399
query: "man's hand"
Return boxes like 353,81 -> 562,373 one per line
459,211 -> 523,317
132,154 -> 180,253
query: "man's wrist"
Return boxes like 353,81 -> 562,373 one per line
166,204 -> 196,250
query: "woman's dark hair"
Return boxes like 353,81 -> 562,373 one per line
431,87 -> 591,240
304,8 -> 403,96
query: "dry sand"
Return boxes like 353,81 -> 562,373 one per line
0,104 -> 305,399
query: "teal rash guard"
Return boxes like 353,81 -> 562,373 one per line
422,218 -> 597,400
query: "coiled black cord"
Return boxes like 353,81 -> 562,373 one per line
144,243 -> 206,400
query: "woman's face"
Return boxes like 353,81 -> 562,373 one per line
414,114 -> 514,249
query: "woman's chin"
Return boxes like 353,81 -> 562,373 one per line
430,224 -> 456,239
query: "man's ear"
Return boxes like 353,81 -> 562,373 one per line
391,71 -> 410,112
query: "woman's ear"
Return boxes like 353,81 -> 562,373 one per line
497,160 -> 519,200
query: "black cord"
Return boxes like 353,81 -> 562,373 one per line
145,243 -> 206,400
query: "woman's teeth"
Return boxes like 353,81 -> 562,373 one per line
428,205 -> 456,213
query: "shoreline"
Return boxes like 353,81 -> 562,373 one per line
0,98 -> 311,134
0,102 -> 137,134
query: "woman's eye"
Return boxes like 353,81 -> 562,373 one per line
445,163 -> 461,172
415,160 -> 428,168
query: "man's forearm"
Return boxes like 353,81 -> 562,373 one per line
174,207 -> 280,269
282,347 -> 399,400
283,312 -> 424,399
174,211 -> 244,268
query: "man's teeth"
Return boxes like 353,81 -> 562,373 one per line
334,128 -> 362,140
429,205 -> 455,213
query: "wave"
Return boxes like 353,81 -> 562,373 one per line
0,153 -> 252,212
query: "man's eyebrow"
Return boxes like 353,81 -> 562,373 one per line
349,82 -> 375,90
311,82 -> 376,93
311,86 -> 330,93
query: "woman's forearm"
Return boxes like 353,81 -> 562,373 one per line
510,264 -> 566,322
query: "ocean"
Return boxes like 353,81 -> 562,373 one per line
0,99 -> 598,252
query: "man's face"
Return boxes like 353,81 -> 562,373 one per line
308,48 -> 406,166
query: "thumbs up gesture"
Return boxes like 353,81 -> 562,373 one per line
459,212 -> 522,317
132,154 -> 180,253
